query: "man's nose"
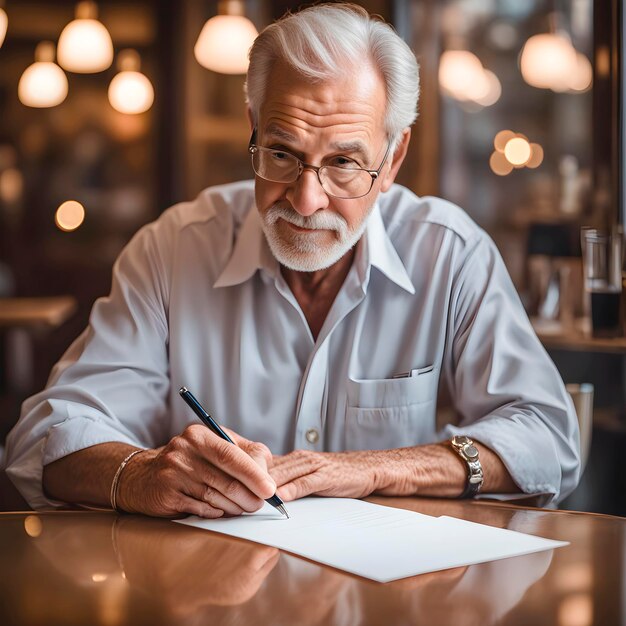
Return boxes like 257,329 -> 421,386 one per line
286,169 -> 329,217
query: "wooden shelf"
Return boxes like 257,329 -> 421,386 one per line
0,297 -> 77,329
532,317 -> 626,354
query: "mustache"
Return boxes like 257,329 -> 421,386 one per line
265,202 -> 348,232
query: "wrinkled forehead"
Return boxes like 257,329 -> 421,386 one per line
257,60 -> 387,141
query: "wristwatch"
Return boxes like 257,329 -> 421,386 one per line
450,435 -> 484,498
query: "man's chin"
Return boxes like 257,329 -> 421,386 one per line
261,214 -> 368,272
268,239 -> 351,273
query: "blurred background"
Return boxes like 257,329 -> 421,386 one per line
0,0 -> 623,515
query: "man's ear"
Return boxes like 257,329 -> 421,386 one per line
246,106 -> 255,132
380,128 -> 411,193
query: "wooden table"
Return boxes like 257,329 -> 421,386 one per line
0,497 -> 622,625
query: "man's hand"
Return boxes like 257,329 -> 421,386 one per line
117,425 -> 276,518
271,442 -> 520,502
270,449 -> 387,501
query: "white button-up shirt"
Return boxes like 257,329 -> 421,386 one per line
5,181 -> 580,508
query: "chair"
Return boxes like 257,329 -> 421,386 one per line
565,383 -> 593,474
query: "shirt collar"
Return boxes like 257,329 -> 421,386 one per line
213,207 -> 278,288
214,202 -> 415,295
363,203 -> 415,294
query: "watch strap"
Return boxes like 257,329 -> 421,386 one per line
450,436 -> 484,498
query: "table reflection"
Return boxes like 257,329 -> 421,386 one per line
22,507 -> 556,626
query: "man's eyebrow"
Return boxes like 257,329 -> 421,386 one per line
263,125 -> 370,160
330,140 -> 369,160
264,125 -> 298,143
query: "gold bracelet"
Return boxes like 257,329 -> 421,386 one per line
110,449 -> 145,513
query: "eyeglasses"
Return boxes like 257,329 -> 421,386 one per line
248,129 -> 391,200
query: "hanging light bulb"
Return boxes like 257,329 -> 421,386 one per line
0,3 -> 8,49
18,42 -> 68,108
520,32 -> 577,91
439,50 -> 501,108
57,1 -> 113,73
108,49 -> 154,114
194,0 -> 258,74
439,50 -> 485,100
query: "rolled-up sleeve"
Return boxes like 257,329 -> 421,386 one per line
4,219 -> 173,509
442,235 -> 581,505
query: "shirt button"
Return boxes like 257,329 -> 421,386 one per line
305,428 -> 319,444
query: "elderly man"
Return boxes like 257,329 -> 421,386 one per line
5,3 -> 579,516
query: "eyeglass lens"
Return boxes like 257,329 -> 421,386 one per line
251,148 -> 374,199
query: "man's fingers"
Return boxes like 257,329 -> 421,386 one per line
245,442 -> 273,474
193,484 -> 246,516
175,494 -> 225,519
227,428 -> 273,471
223,427 -> 250,446
270,451 -> 319,487
277,473 -> 319,501
211,438 -> 276,498
185,427 -> 275,499
197,462 -> 266,513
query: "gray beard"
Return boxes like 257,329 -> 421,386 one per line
260,202 -> 373,272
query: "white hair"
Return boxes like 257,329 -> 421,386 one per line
245,3 -> 419,144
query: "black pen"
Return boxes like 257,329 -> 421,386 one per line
178,387 -> 289,519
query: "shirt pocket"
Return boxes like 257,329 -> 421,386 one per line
344,367 -> 439,451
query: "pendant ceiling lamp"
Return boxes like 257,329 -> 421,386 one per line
520,32 -> 577,91
57,1 -> 113,73
0,2 -> 7,49
519,11 -> 592,94
194,0 -> 258,74
18,42 -> 68,108
439,50 -> 501,108
108,49 -> 154,114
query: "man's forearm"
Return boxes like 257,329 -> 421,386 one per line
42,427 -> 276,518
373,441 -> 519,497
42,442 -> 142,508
270,440 -> 521,501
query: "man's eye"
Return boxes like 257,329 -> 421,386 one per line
270,150 -> 291,161
330,156 -> 359,168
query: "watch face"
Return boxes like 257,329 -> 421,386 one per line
453,435 -> 470,446
465,444 -> 479,459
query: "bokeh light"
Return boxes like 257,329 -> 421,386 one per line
474,70 -> 502,106
492,131 -> 543,174
568,53 -> 593,92
108,71 -> 154,114
24,515 -> 43,538
18,42 -> 68,108
489,151 -> 513,176
55,200 -> 85,231
194,14 -> 258,74
57,2 -> 113,73
557,593 -> 593,626
494,130 -> 516,153
526,143 -> 544,169
439,50 -> 484,100
0,168 -> 24,203
504,137 -> 532,165
0,8 -> 7,49
520,33 -> 577,91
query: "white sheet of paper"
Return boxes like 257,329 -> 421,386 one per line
175,497 -> 568,582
